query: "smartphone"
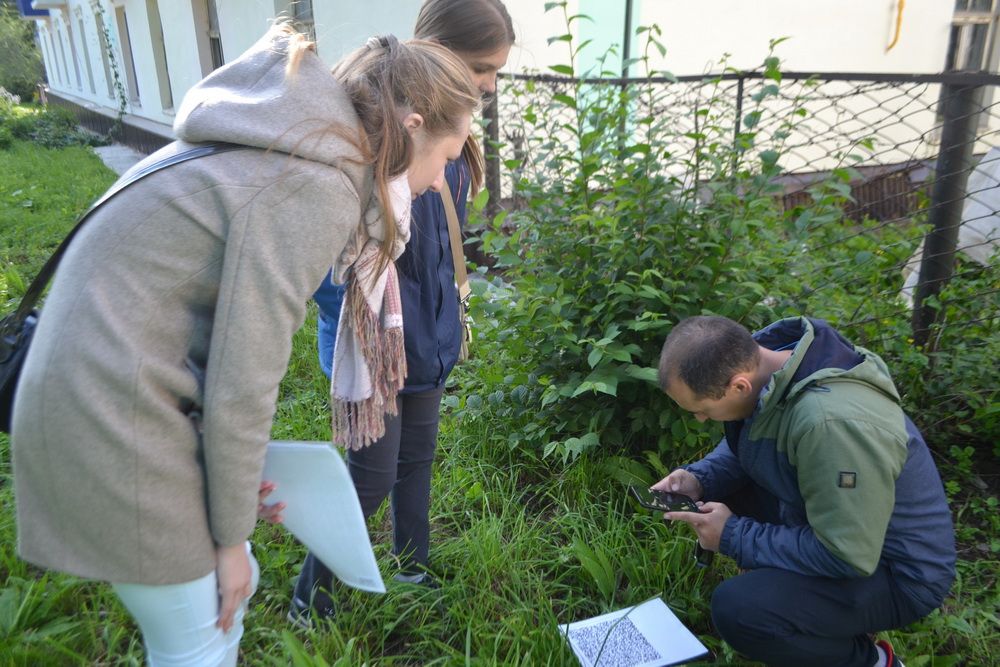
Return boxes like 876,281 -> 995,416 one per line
629,485 -> 701,513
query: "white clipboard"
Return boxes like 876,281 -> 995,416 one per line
263,440 -> 386,593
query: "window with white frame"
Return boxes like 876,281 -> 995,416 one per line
947,0 -> 1000,72
76,11 -> 97,95
193,0 -> 225,75
207,0 -> 224,69
115,6 -> 141,106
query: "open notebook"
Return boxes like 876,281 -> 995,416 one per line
262,440 -> 386,593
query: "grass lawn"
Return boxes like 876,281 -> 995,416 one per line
1,139 -> 997,665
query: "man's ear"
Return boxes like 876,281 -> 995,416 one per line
401,112 -> 424,135
729,373 -> 754,396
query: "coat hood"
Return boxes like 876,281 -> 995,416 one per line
174,26 -> 369,193
756,317 -> 902,414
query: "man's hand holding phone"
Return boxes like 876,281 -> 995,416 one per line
663,501 -> 732,552
649,469 -> 729,558
651,469 -> 703,500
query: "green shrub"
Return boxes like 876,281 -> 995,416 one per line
0,101 -> 105,149
460,5 -> 997,468
0,6 -> 43,101
460,21 -> 820,463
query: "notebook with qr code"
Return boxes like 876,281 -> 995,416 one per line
561,597 -> 708,666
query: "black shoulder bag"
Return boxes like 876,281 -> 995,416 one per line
0,142 -> 243,433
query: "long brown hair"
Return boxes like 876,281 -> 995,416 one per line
280,25 -> 478,279
330,36 -> 480,276
414,0 -> 515,195
414,0 -> 514,54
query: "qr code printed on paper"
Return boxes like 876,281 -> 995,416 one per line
568,616 -> 662,667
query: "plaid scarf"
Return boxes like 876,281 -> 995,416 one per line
330,175 -> 410,450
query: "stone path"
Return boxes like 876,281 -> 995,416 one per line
92,143 -> 146,175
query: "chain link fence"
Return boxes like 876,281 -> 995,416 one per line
481,70 -> 1000,347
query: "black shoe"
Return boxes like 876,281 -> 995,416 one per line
287,595 -> 334,630
392,571 -> 441,589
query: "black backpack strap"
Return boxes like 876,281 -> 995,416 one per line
12,141 -> 246,322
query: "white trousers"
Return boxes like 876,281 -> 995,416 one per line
112,543 -> 260,667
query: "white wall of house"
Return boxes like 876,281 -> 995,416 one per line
312,0 -> 421,63
25,0 -> 996,169
29,0 -> 422,135
507,0 -> 957,76
496,0 -> 1000,179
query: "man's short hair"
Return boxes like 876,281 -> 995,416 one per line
658,316 -> 760,399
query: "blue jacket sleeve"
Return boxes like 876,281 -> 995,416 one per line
684,438 -> 749,500
312,271 -> 344,379
313,270 -> 344,319
720,516 -> 861,578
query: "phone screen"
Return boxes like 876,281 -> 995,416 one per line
629,485 -> 701,512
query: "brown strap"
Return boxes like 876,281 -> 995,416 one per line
440,179 -> 470,303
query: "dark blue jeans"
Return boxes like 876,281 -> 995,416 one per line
293,386 -> 444,610
711,565 -> 924,666
711,484 -> 927,666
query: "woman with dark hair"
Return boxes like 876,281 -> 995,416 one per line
294,0 -> 515,625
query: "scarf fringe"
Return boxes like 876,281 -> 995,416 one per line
331,268 -> 406,450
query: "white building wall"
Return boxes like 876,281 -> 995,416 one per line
49,10 -> 80,92
638,0 -> 954,75
216,0 -> 280,65
35,20 -> 57,88
311,0 -> 421,64
26,0 -> 988,168
508,0 -> 956,76
155,2 -> 202,114
30,0 -> 426,133
121,1 -> 162,119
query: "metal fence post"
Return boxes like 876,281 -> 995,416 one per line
911,82 -> 984,347
483,94 -> 501,222
732,74 -> 745,177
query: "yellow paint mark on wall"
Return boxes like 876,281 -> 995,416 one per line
887,0 -> 905,52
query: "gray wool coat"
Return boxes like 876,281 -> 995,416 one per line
11,28 -> 380,584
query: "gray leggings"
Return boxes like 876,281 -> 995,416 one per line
293,386 -> 444,609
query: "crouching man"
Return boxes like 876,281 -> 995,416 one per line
654,315 -> 955,667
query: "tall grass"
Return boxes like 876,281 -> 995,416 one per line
1,139 -> 997,665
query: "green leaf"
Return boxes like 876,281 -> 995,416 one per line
571,368 -> 620,397
625,365 -> 659,386
471,188 -> 490,213
572,536 -> 616,601
759,150 -> 780,167
548,64 -> 575,76
552,93 -> 577,109
946,616 -> 975,635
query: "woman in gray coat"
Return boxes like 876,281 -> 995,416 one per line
10,25 -> 479,666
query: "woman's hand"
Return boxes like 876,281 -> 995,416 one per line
651,469 -> 704,501
257,480 -> 285,524
216,543 -> 252,632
